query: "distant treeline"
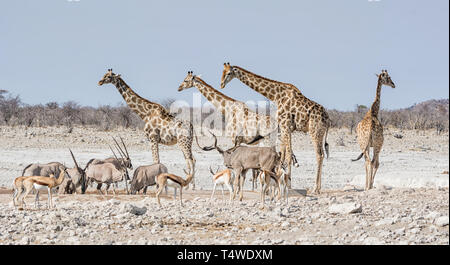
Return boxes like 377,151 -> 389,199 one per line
0,90 -> 448,134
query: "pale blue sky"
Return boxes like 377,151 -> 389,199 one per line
0,0 -> 448,111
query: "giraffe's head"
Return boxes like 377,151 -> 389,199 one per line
98,68 -> 121,86
377,69 -> 395,88
220,62 -> 237,89
178,71 -> 196,91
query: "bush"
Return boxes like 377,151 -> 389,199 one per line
0,90 -> 448,133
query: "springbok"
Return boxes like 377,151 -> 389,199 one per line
16,169 -> 68,209
155,170 -> 194,207
257,162 -> 288,207
209,166 -> 234,203
12,176 -> 29,206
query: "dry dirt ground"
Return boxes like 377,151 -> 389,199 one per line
0,126 -> 448,245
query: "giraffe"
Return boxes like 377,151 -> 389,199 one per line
352,69 -> 395,190
178,71 -> 277,146
220,63 -> 331,194
98,69 -> 196,189
178,71 -> 278,191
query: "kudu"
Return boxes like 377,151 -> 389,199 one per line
196,132 -> 280,201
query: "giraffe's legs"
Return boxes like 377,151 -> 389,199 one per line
370,148 -> 381,189
309,123 -> 327,194
279,127 -> 293,189
178,134 -> 195,190
312,139 -> 325,194
149,138 -> 160,164
364,151 -> 371,191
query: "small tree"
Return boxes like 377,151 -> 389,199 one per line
0,90 -> 21,125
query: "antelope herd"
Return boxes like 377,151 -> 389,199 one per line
13,135 -> 290,210
12,65 -> 396,211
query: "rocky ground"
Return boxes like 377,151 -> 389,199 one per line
0,186 -> 448,245
0,126 -> 448,245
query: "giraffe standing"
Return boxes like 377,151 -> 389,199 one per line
220,63 -> 331,194
98,69 -> 196,189
352,70 -> 395,190
178,71 -> 277,146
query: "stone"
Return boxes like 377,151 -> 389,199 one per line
434,216 -> 449,227
120,203 -> 147,216
425,211 -> 441,221
281,221 -> 290,228
329,202 -> 362,214
244,227 -> 255,233
273,239 -> 284,244
375,218 -> 395,226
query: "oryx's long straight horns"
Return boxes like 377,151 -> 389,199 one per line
112,137 -> 128,159
108,144 -> 120,162
69,148 -> 81,173
119,136 -> 130,158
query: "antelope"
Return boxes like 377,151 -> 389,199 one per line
83,137 -> 132,193
196,131 -> 279,201
209,166 -> 234,203
155,170 -> 194,207
60,149 -> 87,194
258,162 -> 287,206
22,162 -> 66,178
130,163 -> 168,195
85,162 -> 127,195
258,170 -> 282,206
12,176 -> 29,206
16,169 -> 68,209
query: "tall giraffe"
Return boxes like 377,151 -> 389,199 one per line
352,69 -> 395,190
98,69 -> 196,189
178,71 -> 277,146
220,63 -> 330,194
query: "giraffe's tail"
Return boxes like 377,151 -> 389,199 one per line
351,153 -> 364,162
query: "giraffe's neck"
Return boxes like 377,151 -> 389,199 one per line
370,77 -> 383,117
194,77 -> 235,114
233,66 -> 293,106
112,77 -> 158,114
